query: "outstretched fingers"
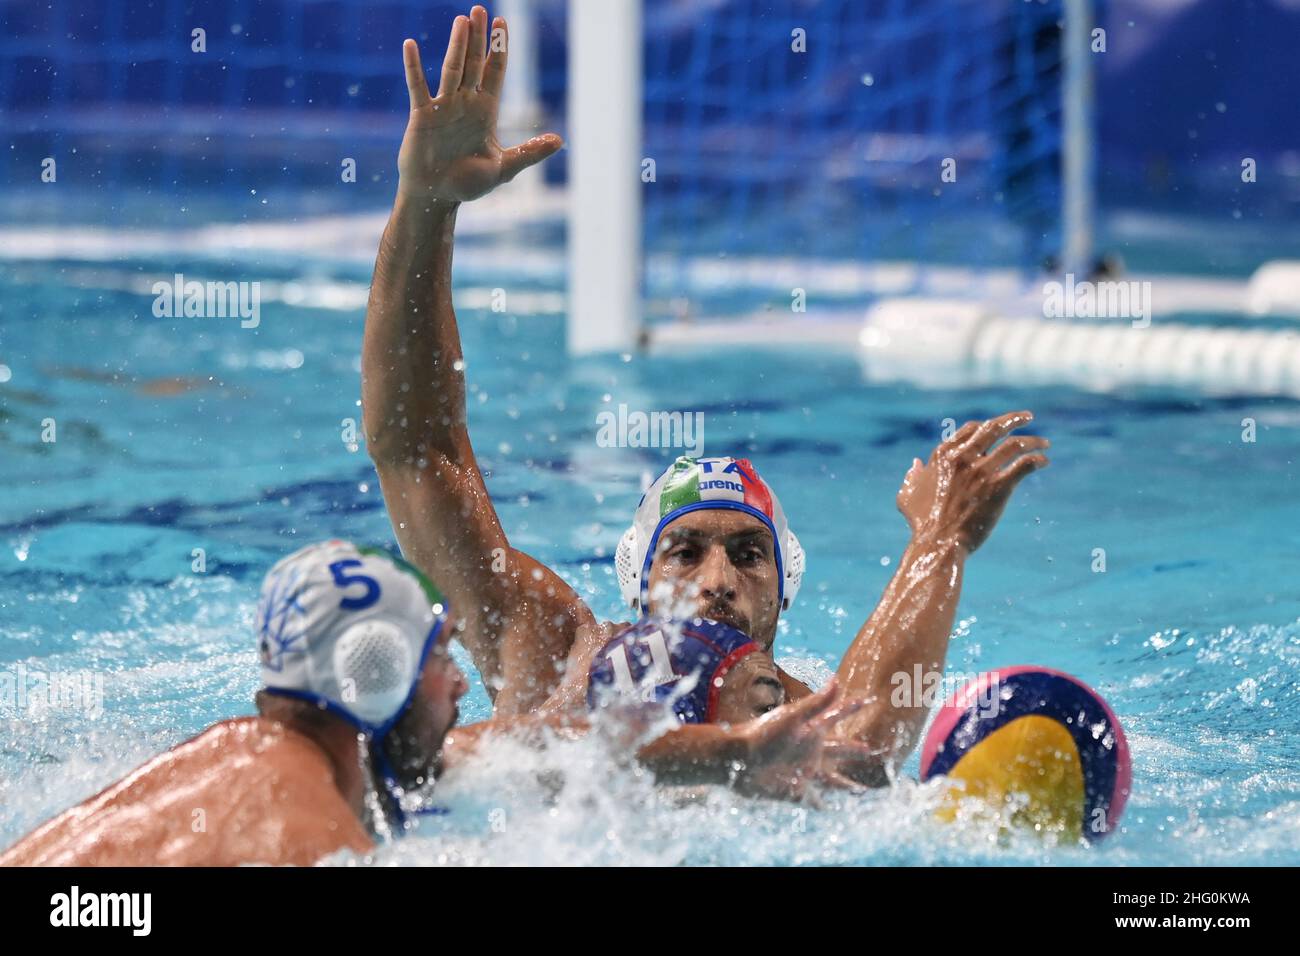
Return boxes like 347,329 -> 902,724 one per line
983,434 -> 1050,471
499,133 -> 564,181
817,769 -> 869,792
933,420 -> 980,462
403,39 -> 432,110
810,695 -> 870,732
438,15 -> 470,97
480,16 -> 509,98
784,677 -> 842,722
996,452 -> 1049,485
822,739 -> 881,761
460,5 -> 489,92
955,410 -> 1034,460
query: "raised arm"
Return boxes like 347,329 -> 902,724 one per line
362,8 -> 582,714
829,411 -> 1049,779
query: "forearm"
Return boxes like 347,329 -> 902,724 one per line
361,194 -> 467,466
446,707 -> 746,787
635,724 -> 746,786
835,533 -> 966,760
441,710 -> 591,772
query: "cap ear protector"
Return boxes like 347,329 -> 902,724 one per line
614,456 -> 804,613
332,620 -> 419,727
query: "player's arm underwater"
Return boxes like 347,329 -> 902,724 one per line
362,7 -> 586,716
825,411 -> 1049,783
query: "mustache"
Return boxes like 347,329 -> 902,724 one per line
701,601 -> 749,632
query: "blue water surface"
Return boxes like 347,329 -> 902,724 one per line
1,236 -> 1298,865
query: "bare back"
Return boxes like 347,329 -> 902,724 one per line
0,718 -> 371,867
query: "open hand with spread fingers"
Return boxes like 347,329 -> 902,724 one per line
397,5 -> 562,203
731,679 -> 872,802
896,410 -> 1050,554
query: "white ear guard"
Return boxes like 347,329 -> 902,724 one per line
333,619 -> 418,726
783,529 -> 805,611
615,524 -> 642,609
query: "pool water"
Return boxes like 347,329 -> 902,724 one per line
1,245 -> 1298,866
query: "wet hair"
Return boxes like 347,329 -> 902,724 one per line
254,689 -> 337,733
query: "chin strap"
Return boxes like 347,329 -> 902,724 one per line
369,740 -> 449,835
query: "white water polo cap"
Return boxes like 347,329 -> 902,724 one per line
256,540 -> 448,736
616,456 -> 804,612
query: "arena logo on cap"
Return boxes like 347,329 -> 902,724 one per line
682,457 -> 775,517
595,403 -> 704,457
699,478 -> 743,495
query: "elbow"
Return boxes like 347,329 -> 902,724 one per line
363,414 -> 468,472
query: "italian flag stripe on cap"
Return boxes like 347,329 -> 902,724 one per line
734,459 -> 774,518
656,457 -> 775,519
658,459 -> 700,516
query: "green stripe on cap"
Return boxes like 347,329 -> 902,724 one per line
358,546 -> 445,608
659,457 -> 701,516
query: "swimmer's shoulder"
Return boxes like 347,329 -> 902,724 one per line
0,718 -> 368,866
0,720 -> 259,865
178,718 -> 372,865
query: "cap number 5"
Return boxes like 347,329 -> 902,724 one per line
328,559 -> 381,611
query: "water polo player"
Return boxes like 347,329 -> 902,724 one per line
587,618 -> 780,726
2,540 -> 867,864
486,442 -> 1043,782
1,540 -> 464,865
587,621 -> 1134,840
361,5 -> 1048,781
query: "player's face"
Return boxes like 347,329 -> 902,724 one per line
712,652 -> 786,724
383,619 -> 468,786
645,509 -> 781,649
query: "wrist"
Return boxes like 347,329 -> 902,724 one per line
725,723 -> 762,781
730,724 -> 756,767
391,189 -> 460,236
903,528 -> 968,562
